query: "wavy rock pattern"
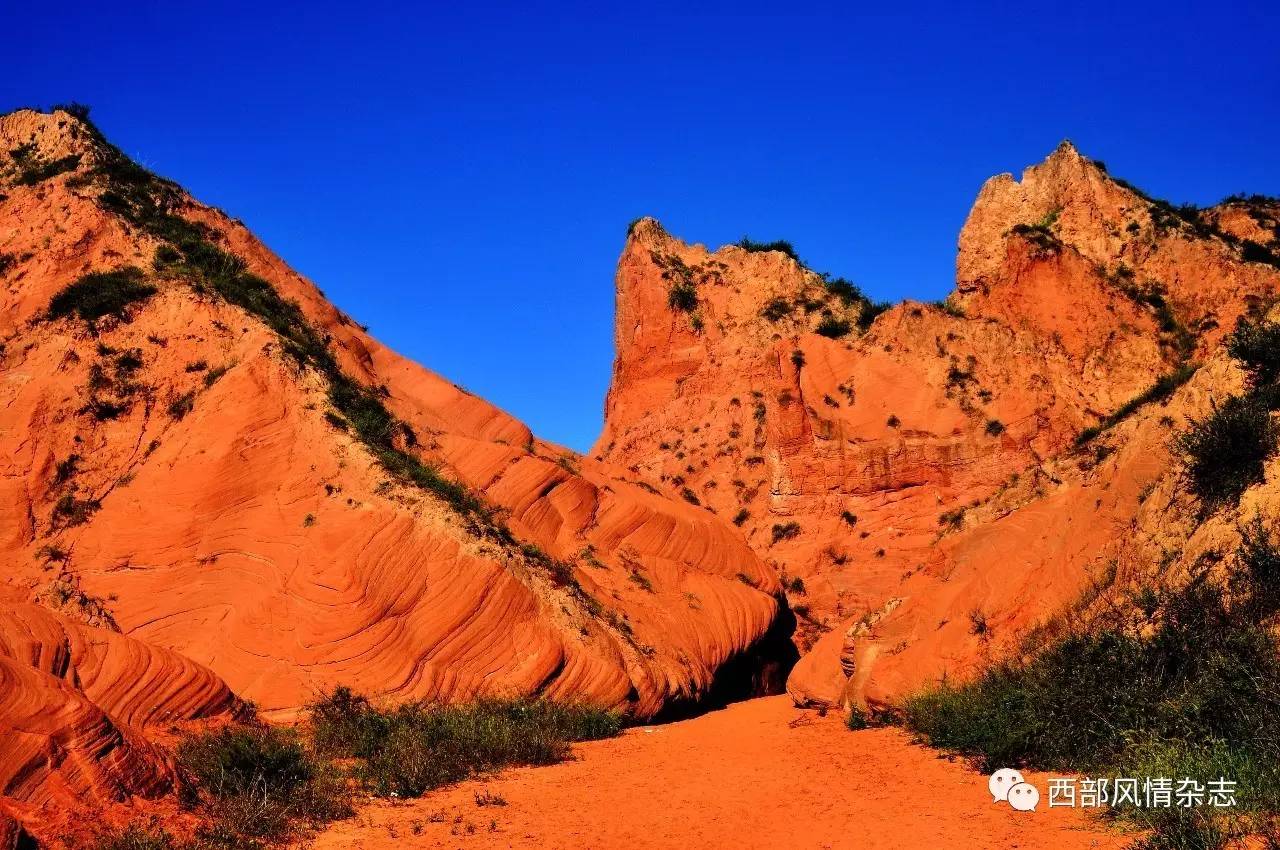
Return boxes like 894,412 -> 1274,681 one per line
0,603 -> 239,843
0,106 -> 786,838
0,108 -> 780,735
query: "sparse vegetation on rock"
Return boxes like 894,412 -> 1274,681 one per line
736,237 -> 801,262
48,267 -> 157,323
904,520 -> 1280,849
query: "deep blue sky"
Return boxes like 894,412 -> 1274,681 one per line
8,2 -> 1278,451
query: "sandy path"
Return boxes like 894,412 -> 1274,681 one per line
303,696 -> 1128,850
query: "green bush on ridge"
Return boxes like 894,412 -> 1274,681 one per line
1176,318 -> 1280,512
1177,393 -> 1278,511
736,237 -> 801,263
48,267 -> 156,323
56,108 -> 527,543
1074,363 -> 1199,446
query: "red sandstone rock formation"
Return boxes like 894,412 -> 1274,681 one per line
594,142 -> 1280,708
3,105 -> 1278,841
0,107 -> 782,837
0,604 -> 239,839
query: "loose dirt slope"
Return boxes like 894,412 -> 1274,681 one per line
308,696 -> 1123,850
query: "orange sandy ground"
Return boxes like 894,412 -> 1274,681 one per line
302,696 -> 1129,850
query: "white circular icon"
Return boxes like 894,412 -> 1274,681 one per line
1007,781 -> 1040,811
988,767 -> 1025,802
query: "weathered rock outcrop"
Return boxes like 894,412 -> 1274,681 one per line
0,107 -> 787,836
594,142 -> 1280,708
0,604 -> 240,839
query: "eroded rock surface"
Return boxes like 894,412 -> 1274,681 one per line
594,144 -> 1280,707
0,108 -> 785,838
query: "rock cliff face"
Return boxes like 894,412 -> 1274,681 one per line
594,142 -> 1280,707
0,108 -> 785,836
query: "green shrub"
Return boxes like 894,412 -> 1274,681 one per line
732,508 -> 750,526
168,391 -> 196,420
204,365 -> 229,388
1009,220 -> 1061,252
822,277 -> 864,305
1074,364 -> 1199,446
846,707 -> 870,731
761,297 -> 791,321
1241,240 -> 1280,269
9,141 -> 81,186
1232,515 -> 1280,623
90,824 -> 177,850
909,594 -> 1280,763
53,494 -> 100,527
309,689 -> 620,798
815,315 -> 851,338
54,454 -> 80,485
176,724 -> 351,845
856,301 -> 890,332
736,237 -> 801,262
629,569 -> 655,592
85,398 -> 130,420
47,267 -> 157,322
1110,278 -> 1197,357
178,726 -> 316,800
903,524 -> 1280,848
791,349 -> 806,369
771,521 -> 801,543
1226,318 -> 1280,388
668,281 -> 698,312
325,375 -> 488,521
1176,393 -> 1278,510
115,349 -> 144,376
967,607 -> 988,635
984,419 -> 1005,436
1221,192 -> 1280,206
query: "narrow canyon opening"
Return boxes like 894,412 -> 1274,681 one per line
650,598 -> 800,723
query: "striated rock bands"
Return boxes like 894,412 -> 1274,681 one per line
0,108 -> 784,837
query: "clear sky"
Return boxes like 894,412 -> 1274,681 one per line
8,1 -> 1278,451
